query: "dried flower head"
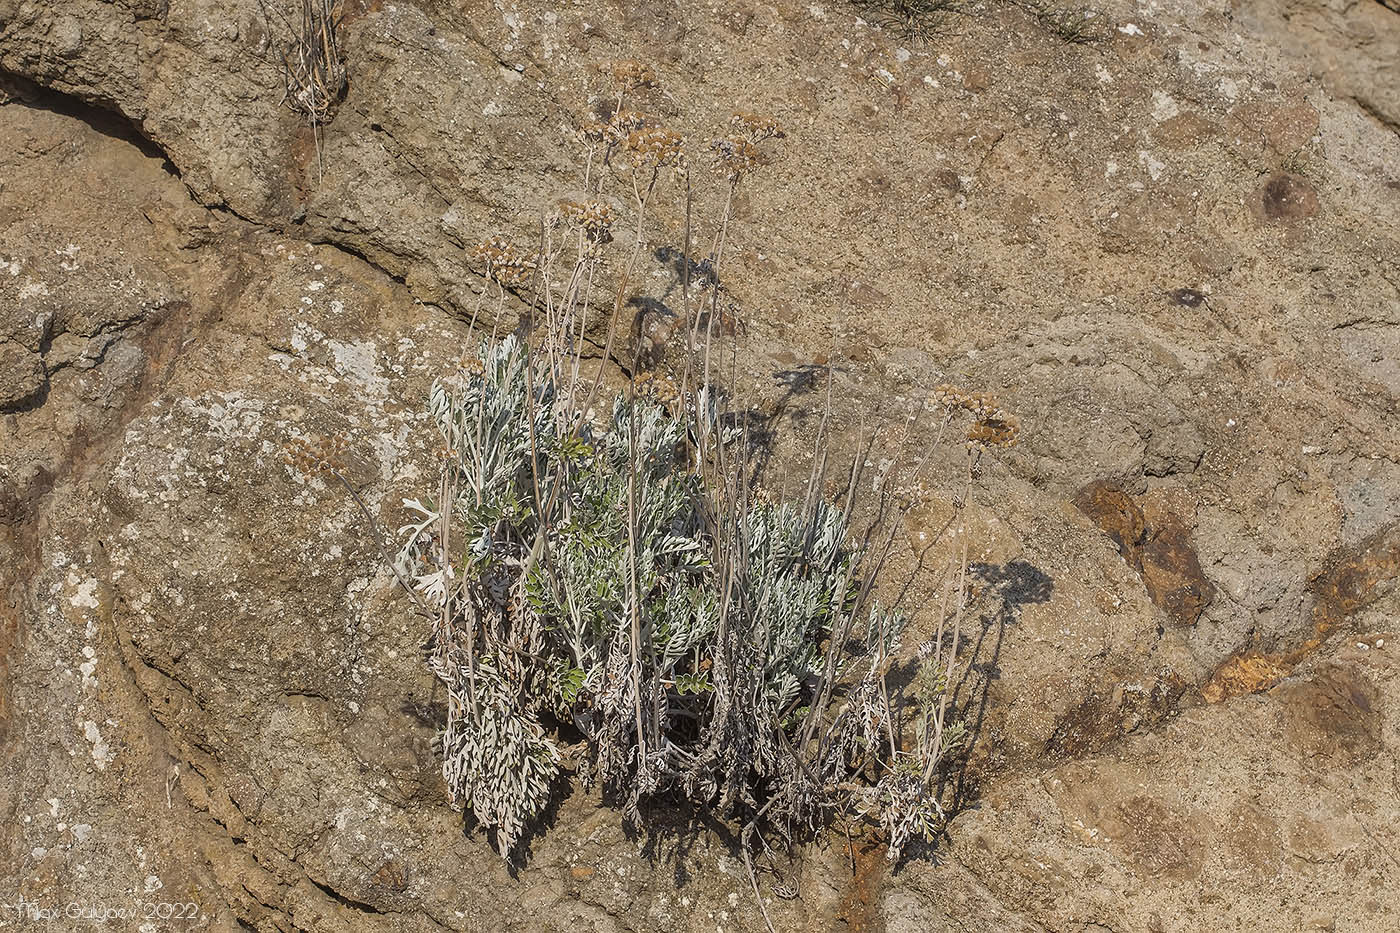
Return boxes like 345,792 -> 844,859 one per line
930,384 -> 1003,418
438,349 -> 487,392
966,413 -> 1021,451
930,383 -> 964,410
730,111 -> 783,143
470,234 -> 538,287
892,476 -> 932,507
283,433 -> 349,476
577,119 -> 611,145
579,110 -> 656,151
963,392 -> 1005,420
457,350 -> 486,376
631,371 -> 680,407
609,109 -> 652,139
710,135 -> 767,182
930,384 -> 1021,450
625,126 -> 685,169
558,199 -> 618,245
608,60 -> 655,92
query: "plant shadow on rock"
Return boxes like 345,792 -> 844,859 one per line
480,756 -> 580,876
941,560 -> 1055,815
634,796 -> 748,889
627,294 -> 681,373
736,362 -> 836,478
654,245 -> 719,300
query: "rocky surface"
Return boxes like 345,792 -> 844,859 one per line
1,0 -> 1398,930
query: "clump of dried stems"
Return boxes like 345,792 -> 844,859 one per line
853,0 -> 1107,44
852,0 -> 973,41
263,0 -> 347,179
285,60 -> 1022,928
1008,0 -> 1108,44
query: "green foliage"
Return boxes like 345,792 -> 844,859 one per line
397,336 -> 955,861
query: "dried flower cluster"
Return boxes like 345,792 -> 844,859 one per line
450,350 -> 487,383
282,432 -> 348,475
577,119 -> 609,146
607,59 -> 655,91
630,370 -> 681,407
470,235 -> 538,287
579,108 -> 653,147
624,125 -> 686,170
730,111 -> 784,143
710,112 -> 782,182
557,199 -> 618,245
931,384 -> 1022,450
710,136 -> 767,181
931,384 -> 992,415
966,415 -> 1022,450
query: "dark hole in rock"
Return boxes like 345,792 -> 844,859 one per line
1171,287 -> 1206,307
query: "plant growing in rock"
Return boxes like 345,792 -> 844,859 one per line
1010,0 -> 1108,44
849,0 -> 1107,44
276,59 -> 1025,927
852,0 -> 973,41
260,0 -> 348,178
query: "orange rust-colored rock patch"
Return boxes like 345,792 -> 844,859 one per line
1203,524 -> 1398,702
1073,480 -> 1214,626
